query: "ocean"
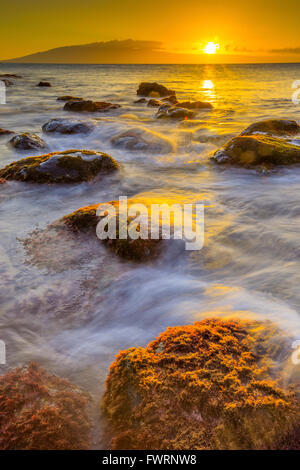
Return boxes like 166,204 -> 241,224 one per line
0,63 -> 300,446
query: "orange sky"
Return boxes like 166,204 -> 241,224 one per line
1,0 -> 300,62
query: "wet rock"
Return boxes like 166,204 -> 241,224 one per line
110,127 -> 174,153
37,81 -> 51,87
147,98 -> 161,107
240,119 -> 300,136
211,134 -> 300,168
0,149 -> 119,183
58,200 -> 163,262
162,95 -> 178,105
134,98 -> 147,104
176,100 -> 213,110
64,99 -> 121,113
137,82 -> 176,98
9,132 -> 46,150
0,363 -> 91,450
156,106 -> 195,120
57,95 -> 83,101
102,318 -> 299,450
42,118 -> 96,135
0,128 -> 14,136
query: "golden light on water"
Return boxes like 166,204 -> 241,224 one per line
204,42 -> 220,54
202,79 -> 214,89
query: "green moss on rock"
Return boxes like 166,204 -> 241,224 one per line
241,119 -> 300,137
102,318 -> 299,450
0,149 -> 119,184
211,134 -> 300,168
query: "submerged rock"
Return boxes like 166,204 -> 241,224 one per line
0,128 -> 14,136
42,118 -> 96,135
176,100 -> 213,110
64,99 -> 121,113
9,132 -> 46,150
57,95 -> 83,101
156,106 -> 195,120
102,318 -> 299,450
240,119 -> 300,136
211,134 -> 300,168
110,127 -> 174,153
137,82 -> 176,98
0,363 -> 91,450
37,81 -> 51,87
0,149 -> 119,183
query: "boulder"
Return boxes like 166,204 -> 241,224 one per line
156,106 -> 195,120
58,200 -> 163,262
57,95 -> 83,101
0,363 -> 91,450
42,118 -> 96,135
137,82 -> 176,98
240,119 -> 300,136
0,149 -> 119,183
37,81 -> 51,87
64,99 -> 121,113
102,318 -> 299,450
134,98 -> 147,104
176,100 -> 213,110
211,134 -> 300,168
9,132 -> 46,150
110,127 -> 174,153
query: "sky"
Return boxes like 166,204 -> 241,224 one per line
1,0 -> 300,63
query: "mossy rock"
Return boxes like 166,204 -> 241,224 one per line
0,363 -> 91,450
102,318 -> 299,450
0,149 -> 119,184
211,134 -> 300,168
64,100 -> 121,113
59,200 -> 163,262
137,82 -> 176,98
9,132 -> 46,150
241,119 -> 300,137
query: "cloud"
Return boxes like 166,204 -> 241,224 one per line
269,47 -> 300,54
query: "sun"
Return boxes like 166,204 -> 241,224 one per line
204,42 -> 219,54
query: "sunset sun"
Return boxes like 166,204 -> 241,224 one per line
204,42 -> 219,54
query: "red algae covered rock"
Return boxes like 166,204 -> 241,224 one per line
0,363 -> 91,450
102,319 -> 299,450
0,149 -> 119,184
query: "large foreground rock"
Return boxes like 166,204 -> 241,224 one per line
211,134 -> 300,168
0,363 -> 91,450
110,127 -> 174,153
137,82 -> 175,98
64,99 -> 121,113
9,132 -> 46,150
102,318 -> 299,450
0,149 -> 119,183
42,118 -> 96,135
240,119 -> 300,137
